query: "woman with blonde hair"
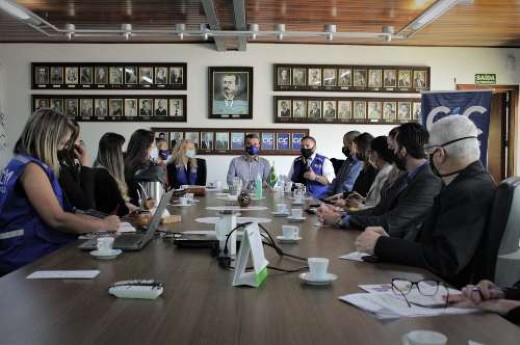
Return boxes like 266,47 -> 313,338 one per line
93,132 -> 137,216
166,138 -> 206,189
0,109 -> 120,274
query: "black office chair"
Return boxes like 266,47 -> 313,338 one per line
329,158 -> 345,175
473,176 -> 520,285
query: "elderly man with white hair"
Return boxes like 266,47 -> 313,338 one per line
355,115 -> 495,287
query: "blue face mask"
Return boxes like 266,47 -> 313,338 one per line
246,145 -> 260,156
185,149 -> 196,159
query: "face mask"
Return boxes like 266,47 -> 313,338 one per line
301,148 -> 314,158
246,145 -> 260,156
159,150 -> 169,160
341,147 -> 350,157
57,149 -> 70,161
185,149 -> 196,159
428,151 -> 441,177
150,147 -> 159,161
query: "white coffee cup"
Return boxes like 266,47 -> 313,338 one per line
402,330 -> 447,345
185,193 -> 195,203
276,203 -> 289,214
97,237 -> 114,254
179,196 -> 189,206
291,208 -> 303,218
282,225 -> 299,239
284,181 -> 293,193
307,257 -> 329,280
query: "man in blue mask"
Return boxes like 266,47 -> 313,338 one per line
226,133 -> 271,187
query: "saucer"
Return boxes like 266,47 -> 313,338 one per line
291,201 -> 304,206
276,235 -> 302,243
299,272 -> 338,285
287,216 -> 306,222
90,249 -> 122,260
171,203 -> 191,207
271,211 -> 289,217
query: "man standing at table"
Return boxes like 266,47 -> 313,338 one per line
288,136 -> 335,198
355,116 -> 495,287
226,133 -> 270,187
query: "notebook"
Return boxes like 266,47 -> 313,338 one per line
79,189 -> 174,251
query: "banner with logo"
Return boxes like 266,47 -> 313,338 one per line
421,90 -> 492,166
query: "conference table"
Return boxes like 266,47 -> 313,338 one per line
0,191 -> 519,345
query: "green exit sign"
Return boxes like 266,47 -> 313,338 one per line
475,74 -> 496,85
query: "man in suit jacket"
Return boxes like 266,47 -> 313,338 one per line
308,102 -> 321,118
355,116 -> 495,287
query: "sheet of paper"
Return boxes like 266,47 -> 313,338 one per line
182,230 -> 216,235
117,222 -> 136,233
27,270 -> 100,279
339,251 -> 370,262
359,284 -> 393,293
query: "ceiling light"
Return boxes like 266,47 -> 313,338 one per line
64,23 -> 75,41
276,24 -> 285,41
325,24 -> 336,41
411,0 -> 460,30
176,23 -> 186,40
248,23 -> 259,40
121,23 -> 132,40
0,0 -> 30,20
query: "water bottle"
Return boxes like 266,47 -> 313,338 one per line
255,173 -> 263,199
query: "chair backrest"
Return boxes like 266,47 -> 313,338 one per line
473,176 -> 520,285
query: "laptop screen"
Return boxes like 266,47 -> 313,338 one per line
141,189 -> 174,240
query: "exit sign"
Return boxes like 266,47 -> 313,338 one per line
475,74 -> 496,85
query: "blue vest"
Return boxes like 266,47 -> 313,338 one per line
0,154 -> 76,274
291,154 -> 329,198
175,164 -> 198,186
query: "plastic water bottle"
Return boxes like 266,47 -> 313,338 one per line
255,173 -> 263,199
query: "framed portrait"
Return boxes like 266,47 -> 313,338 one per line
215,132 -> 229,151
277,67 -> 291,86
308,68 -> 321,86
353,69 -> 367,88
139,66 -> 154,85
292,100 -> 307,118
50,66 -> 63,84
170,131 -> 184,148
79,67 -> 92,84
94,98 -> 108,117
124,99 -> 138,117
139,98 -> 153,116
230,132 -> 244,150
412,102 -> 422,121
261,133 -> 274,151
65,98 -> 78,118
34,98 -> 49,111
155,131 -> 169,142
169,98 -> 184,118
323,100 -> 337,119
185,132 -> 199,149
125,66 -> 138,84
109,66 -> 123,84
109,99 -> 123,117
79,98 -> 93,117
95,66 -> 108,84
155,67 -> 168,85
323,68 -> 337,87
201,132 -> 214,150
154,98 -> 168,116
50,98 -> 63,114
208,66 -> 253,119
65,67 -> 78,84
292,68 -> 306,86
367,101 -> 382,121
34,66 -> 49,85
276,133 -> 290,150
292,133 -> 305,151
353,100 -> 366,120
383,69 -> 397,88
170,67 -> 183,84
414,70 -> 427,90
277,99 -> 291,118
398,70 -> 412,88
383,101 -> 396,122
337,101 -> 352,119
338,68 -> 352,87
307,100 -> 322,118
368,69 -> 382,88
397,102 -> 412,122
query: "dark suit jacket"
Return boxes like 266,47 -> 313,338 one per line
93,168 -> 129,216
166,158 -> 207,189
349,163 -> 443,238
374,161 -> 495,287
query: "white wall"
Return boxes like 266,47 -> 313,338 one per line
0,43 -> 519,182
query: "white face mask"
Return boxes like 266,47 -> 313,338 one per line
185,149 -> 196,159
150,147 -> 159,161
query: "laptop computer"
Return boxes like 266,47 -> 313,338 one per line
79,189 -> 174,251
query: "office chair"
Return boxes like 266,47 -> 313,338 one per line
473,176 -> 520,286
329,158 -> 345,175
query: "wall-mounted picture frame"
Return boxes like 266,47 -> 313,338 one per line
31,94 -> 187,122
208,66 -> 253,119
273,64 -> 430,93
32,63 -> 187,90
274,96 -> 420,124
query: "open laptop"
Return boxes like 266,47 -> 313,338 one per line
79,189 -> 174,251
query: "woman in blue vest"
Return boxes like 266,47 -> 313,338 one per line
0,109 -> 120,274
166,139 -> 207,189
288,135 -> 335,198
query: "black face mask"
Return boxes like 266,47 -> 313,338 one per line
301,148 -> 314,158
428,151 -> 441,177
342,147 -> 350,157
57,149 -> 72,161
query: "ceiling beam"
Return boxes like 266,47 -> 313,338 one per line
232,0 -> 247,51
200,0 -> 226,51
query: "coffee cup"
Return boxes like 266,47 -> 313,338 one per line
276,203 -> 289,214
307,257 -> 329,280
282,225 -> 299,239
291,208 -> 303,218
97,237 -> 114,254
284,181 -> 293,193
402,330 -> 447,345
185,193 -> 195,203
179,196 -> 188,206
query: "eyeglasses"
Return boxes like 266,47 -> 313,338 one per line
391,278 -> 448,308
423,135 -> 478,154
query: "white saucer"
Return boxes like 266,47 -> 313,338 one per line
291,201 -> 304,206
171,203 -> 191,207
271,211 -> 289,217
287,216 -> 306,222
299,272 -> 337,285
90,249 -> 122,260
276,235 -> 302,243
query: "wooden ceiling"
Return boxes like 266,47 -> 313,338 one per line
1,0 -> 520,49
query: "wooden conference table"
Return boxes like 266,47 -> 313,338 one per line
0,191 -> 519,345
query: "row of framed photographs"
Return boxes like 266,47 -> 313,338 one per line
273,97 -> 421,124
32,95 -> 187,122
274,64 -> 429,93
152,128 -> 310,155
32,63 -> 187,90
